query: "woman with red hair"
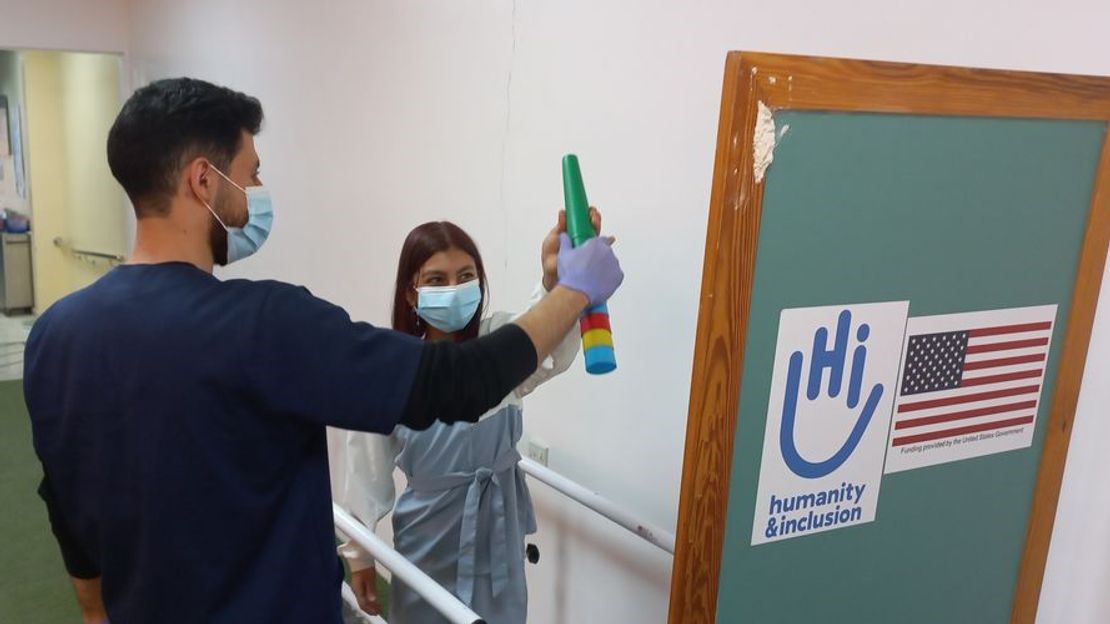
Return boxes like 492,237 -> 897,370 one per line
338,210 -> 600,624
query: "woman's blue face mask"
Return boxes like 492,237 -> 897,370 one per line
415,280 -> 482,333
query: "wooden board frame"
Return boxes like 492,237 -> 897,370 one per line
667,52 -> 1110,624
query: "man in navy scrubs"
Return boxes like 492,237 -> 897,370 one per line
24,78 -> 624,623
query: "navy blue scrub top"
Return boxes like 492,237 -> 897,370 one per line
24,262 -> 423,623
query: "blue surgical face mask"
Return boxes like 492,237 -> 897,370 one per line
203,165 -> 273,264
415,280 -> 482,333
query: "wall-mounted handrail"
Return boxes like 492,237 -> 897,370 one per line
519,458 -> 676,555
333,504 -> 486,624
52,236 -> 125,264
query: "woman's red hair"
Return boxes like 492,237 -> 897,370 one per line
391,221 -> 488,341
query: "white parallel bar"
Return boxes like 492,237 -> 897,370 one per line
518,457 -> 676,555
333,504 -> 485,624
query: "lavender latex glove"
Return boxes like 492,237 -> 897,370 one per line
555,233 -> 624,307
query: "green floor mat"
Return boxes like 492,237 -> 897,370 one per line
0,380 -> 82,622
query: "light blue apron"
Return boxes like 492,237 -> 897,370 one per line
389,404 -> 535,624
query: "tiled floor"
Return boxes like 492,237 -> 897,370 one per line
0,314 -> 34,381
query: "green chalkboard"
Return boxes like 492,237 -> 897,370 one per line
716,112 -> 1103,623
669,54 -> 1110,624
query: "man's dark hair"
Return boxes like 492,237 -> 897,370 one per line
107,78 -> 263,217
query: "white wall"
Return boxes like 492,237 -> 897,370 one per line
0,0 -> 129,54
16,0 -> 1107,621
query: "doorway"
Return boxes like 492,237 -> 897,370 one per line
0,48 -> 128,381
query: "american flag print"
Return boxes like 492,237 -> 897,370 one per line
884,305 -> 1057,473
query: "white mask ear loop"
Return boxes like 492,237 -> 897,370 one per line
201,163 -> 242,230
203,200 -> 230,230
209,164 -> 247,193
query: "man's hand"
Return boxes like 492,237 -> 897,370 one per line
351,566 -> 382,616
71,576 -> 108,624
542,207 -> 603,292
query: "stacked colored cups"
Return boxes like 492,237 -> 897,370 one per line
562,154 -> 617,375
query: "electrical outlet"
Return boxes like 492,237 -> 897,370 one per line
526,439 -> 549,466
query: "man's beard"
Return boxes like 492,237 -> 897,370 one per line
207,195 -> 231,266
